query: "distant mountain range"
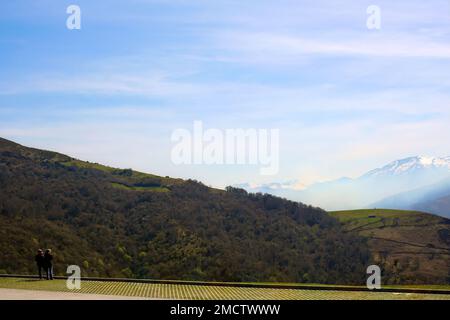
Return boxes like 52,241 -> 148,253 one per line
237,156 -> 450,218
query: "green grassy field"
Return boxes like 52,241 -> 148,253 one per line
0,278 -> 449,300
329,209 -> 432,228
110,182 -> 170,192
59,159 -> 183,186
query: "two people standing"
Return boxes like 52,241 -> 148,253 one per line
35,249 -> 54,280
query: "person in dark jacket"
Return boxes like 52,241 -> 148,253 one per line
43,249 -> 54,280
34,249 -> 45,279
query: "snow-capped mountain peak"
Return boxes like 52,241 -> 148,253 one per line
361,156 -> 450,178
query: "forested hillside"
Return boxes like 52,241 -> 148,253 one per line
0,138 -> 371,284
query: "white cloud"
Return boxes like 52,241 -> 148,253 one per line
215,31 -> 450,64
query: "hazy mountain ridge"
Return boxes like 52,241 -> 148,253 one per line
373,178 -> 450,218
238,156 -> 450,216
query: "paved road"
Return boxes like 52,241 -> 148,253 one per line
0,288 -> 153,300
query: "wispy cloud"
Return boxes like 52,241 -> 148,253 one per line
213,31 -> 450,65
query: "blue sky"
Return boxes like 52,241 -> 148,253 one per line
1,0 -> 450,188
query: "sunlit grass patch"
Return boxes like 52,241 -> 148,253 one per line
110,182 -> 170,192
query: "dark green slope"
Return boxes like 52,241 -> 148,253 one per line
0,138 -> 370,284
